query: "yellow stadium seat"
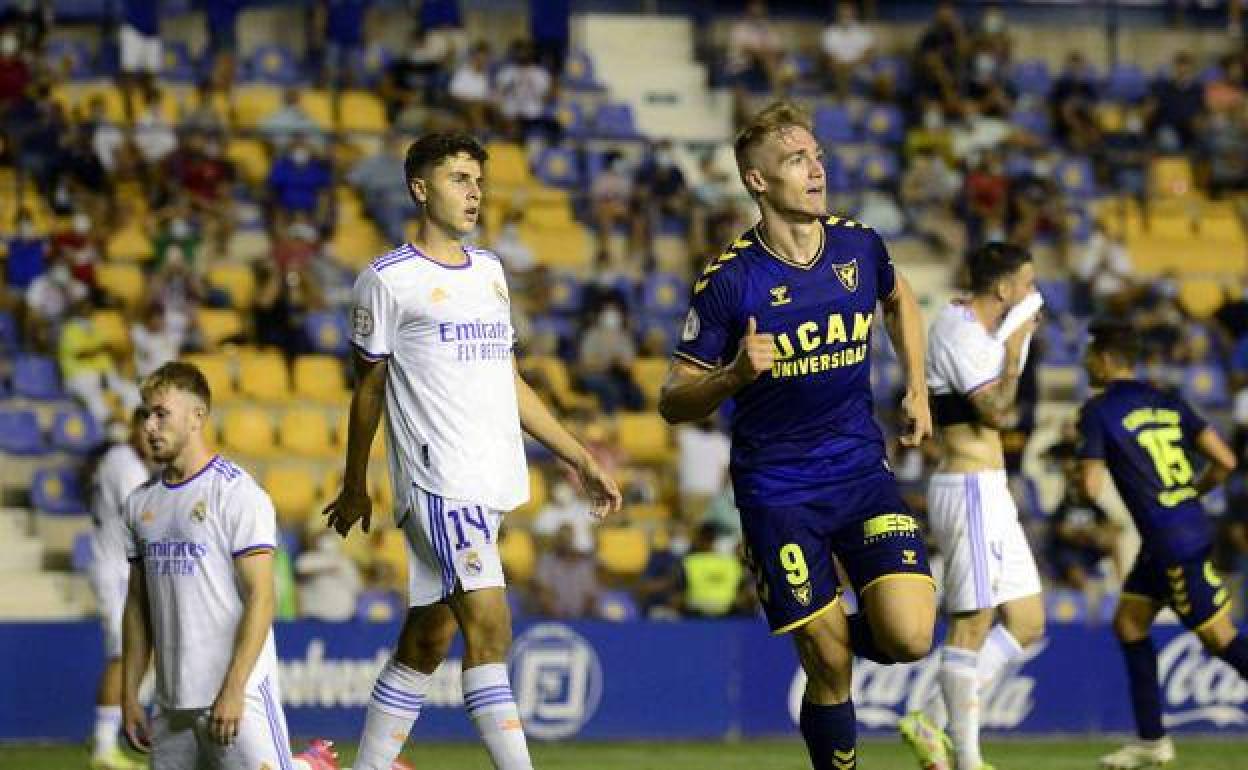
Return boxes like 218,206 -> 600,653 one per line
484,142 -> 531,188
632,357 -> 670,407
520,223 -> 592,270
499,528 -> 536,583
300,89 -> 334,132
293,355 -> 349,403
524,202 -> 576,229
96,263 -> 144,308
182,353 -> 237,403
237,351 -> 290,402
1178,279 -> 1227,319
90,310 -> 129,354
372,528 -> 409,586
265,465 -> 319,528
597,527 -> 650,578
338,90 -> 388,133
522,355 -> 597,412
207,263 -> 257,308
233,85 -> 283,130
615,412 -> 672,464
330,220 -> 388,269
227,138 -> 271,185
106,223 -> 153,262
222,406 -> 278,458
58,82 -> 127,122
509,467 -> 549,523
626,503 -> 672,523
279,407 -> 336,458
335,410 -> 385,460
1151,157 -> 1194,199
1095,104 -> 1124,132
196,308 -> 245,348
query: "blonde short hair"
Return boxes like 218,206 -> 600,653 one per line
140,361 -> 212,412
733,100 -> 814,193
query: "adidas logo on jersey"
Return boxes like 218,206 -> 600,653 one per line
431,287 -> 449,303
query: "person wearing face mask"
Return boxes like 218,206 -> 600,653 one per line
347,133 -> 421,245
634,140 -> 692,253
267,136 -> 332,231
380,25 -> 451,122
59,295 -> 142,425
295,528 -> 363,622
0,31 -> 31,111
589,151 -> 636,254
151,210 -> 201,271
260,88 -> 326,152
532,478 -> 596,556
575,300 -> 645,414
52,211 -> 103,294
6,210 -> 47,291
677,416 -> 731,522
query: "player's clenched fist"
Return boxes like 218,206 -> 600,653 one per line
731,316 -> 775,385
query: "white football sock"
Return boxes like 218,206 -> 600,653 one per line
463,663 -> 532,770
353,659 -> 430,770
923,624 -> 1026,730
92,705 -> 122,755
940,646 -> 982,770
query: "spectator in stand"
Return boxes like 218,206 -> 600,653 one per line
907,99 -> 955,163
148,206 -> 202,274
347,133 -> 418,244
295,529 -> 363,622
532,477 -> 595,555
678,523 -> 749,618
530,0 -> 570,75
1101,107 -> 1152,221
962,149 -> 1008,247
690,153 -> 741,257
57,124 -> 113,225
313,0 -> 372,89
533,523 -> 601,619
964,33 -> 1014,118
1198,97 -> 1248,195
87,95 -> 126,175
24,253 -> 87,349
1074,217 -> 1135,316
949,98 -> 1012,162
130,301 -> 183,379
575,298 -> 644,414
676,417 -> 730,521
171,132 -> 233,254
974,3 -> 1013,68
901,145 -> 961,254
1146,51 -> 1207,153
380,24 -> 450,122
58,295 -> 140,425
260,88 -> 326,152
589,151 -> 635,254
0,28 -> 30,115
266,135 -> 332,230
12,91 -> 68,205
1007,150 -> 1070,262
1,0 -> 49,55
6,209 -> 47,291
272,213 -> 322,272
913,1 -> 969,112
53,211 -> 104,297
490,207 -> 537,283
1045,442 -> 1120,593
179,80 -> 228,135
636,523 -> 689,619
118,0 -> 162,117
1206,54 -> 1246,115
495,39 -> 558,144
633,140 -> 691,251
448,41 -> 494,134
820,1 -> 875,97
199,0 -> 244,88
726,0 -> 783,93
253,262 -> 323,356
132,87 -> 177,169
1051,51 -> 1101,153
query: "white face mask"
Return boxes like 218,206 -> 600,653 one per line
923,109 -> 944,130
655,150 -> 674,168
983,12 -> 1005,34
291,147 -> 310,165
601,308 -> 623,330
50,264 -> 71,284
72,213 -> 91,235
551,482 -> 576,506
668,535 -> 691,555
0,36 -> 16,57
169,218 -> 190,239
17,221 -> 34,238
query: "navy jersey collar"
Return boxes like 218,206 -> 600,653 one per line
752,223 -> 825,270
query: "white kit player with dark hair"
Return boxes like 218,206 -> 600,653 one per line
89,410 -> 154,770
120,361 -> 339,770
900,242 -> 1047,770
324,130 -> 621,770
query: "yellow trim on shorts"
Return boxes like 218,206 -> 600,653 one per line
1194,599 -> 1233,634
771,594 -> 841,636
1119,592 -> 1161,605
860,572 -> 938,596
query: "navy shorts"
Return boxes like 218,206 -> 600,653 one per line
1122,547 -> 1231,631
739,474 -> 933,634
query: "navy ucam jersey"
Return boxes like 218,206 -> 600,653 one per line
674,217 -> 896,509
1077,379 -> 1213,560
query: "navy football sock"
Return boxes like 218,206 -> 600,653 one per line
847,611 -> 895,664
799,699 -> 857,770
1120,637 -> 1166,741
1215,633 -> 1248,679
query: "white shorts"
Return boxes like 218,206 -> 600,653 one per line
152,677 -> 293,770
89,565 -> 129,659
120,25 -> 162,74
403,485 -> 506,607
928,470 -> 1042,613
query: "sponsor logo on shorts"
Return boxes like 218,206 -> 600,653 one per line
902,549 -> 917,566
463,550 -> 483,576
792,581 -> 812,606
863,513 -> 919,541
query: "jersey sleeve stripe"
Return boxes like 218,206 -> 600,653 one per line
964,376 -> 1000,396
232,544 -> 276,558
352,341 -> 390,361
673,351 -> 717,370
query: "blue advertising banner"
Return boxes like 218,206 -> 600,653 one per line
2,620 -> 1245,741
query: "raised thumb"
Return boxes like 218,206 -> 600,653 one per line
746,316 -> 757,336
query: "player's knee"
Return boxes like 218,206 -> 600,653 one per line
1008,611 -> 1046,648
395,612 -> 457,673
879,623 -> 933,662
1196,620 -> 1236,653
1112,610 -> 1149,643
460,618 -> 513,664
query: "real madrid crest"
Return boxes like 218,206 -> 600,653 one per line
832,259 -> 859,292
190,501 -> 208,523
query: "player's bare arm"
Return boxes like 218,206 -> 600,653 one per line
1078,458 -> 1109,501
1193,427 -> 1238,494
120,562 -> 152,753
880,275 -> 931,446
967,313 -> 1039,430
208,548 -> 276,745
513,370 -> 622,519
658,316 -> 774,423
325,351 -> 387,536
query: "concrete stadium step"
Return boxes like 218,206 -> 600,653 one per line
34,513 -> 91,558
0,535 -> 45,572
0,506 -> 32,535
0,572 -> 92,620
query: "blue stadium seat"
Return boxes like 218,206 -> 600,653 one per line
50,409 -> 104,455
0,309 -> 18,354
1104,63 -> 1149,103
305,312 -> 351,356
593,104 -> 643,140
1047,589 -> 1089,624
860,104 -> 904,145
31,467 -> 88,516
857,55 -> 910,92
530,315 -> 577,355
814,105 -> 856,144
553,101 -> 588,138
0,409 -> 46,455
246,45 -> 301,86
162,40 -> 197,82
1010,59 -> 1052,97
1010,108 -> 1050,139
641,274 -> 689,318
13,355 -> 63,400
1182,364 -> 1230,410
1056,156 -> 1097,200
824,152 -> 856,194
857,150 -> 900,188
636,315 -> 680,352
563,49 -> 603,91
547,272 -> 584,316
1037,279 -> 1073,316
356,590 -> 402,623
348,45 -> 392,87
71,531 -> 94,573
596,590 -> 640,621
44,39 -> 94,80
533,147 -> 582,189
1042,322 -> 1082,366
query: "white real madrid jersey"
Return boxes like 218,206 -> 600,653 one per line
123,455 -> 279,710
90,443 -> 150,575
350,244 -> 529,517
926,301 -> 1006,398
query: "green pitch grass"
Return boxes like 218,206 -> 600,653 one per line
1,738 -> 1244,769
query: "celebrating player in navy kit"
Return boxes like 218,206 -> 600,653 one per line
659,101 -> 935,770
1078,321 -> 1248,770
